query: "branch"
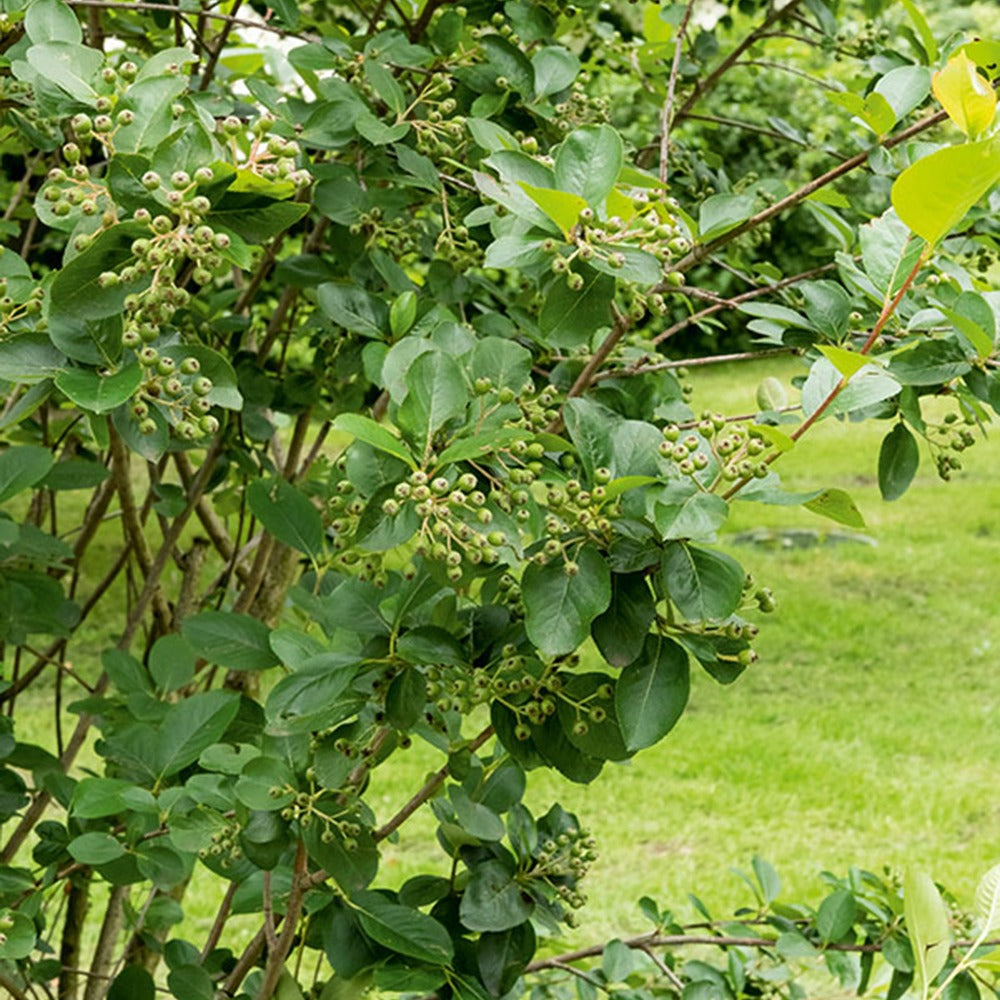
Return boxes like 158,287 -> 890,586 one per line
659,0 -> 696,186
63,0 -> 304,37
667,108 -> 948,275
547,307 -> 630,433
674,0 -> 807,123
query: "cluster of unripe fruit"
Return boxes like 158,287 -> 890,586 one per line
129,352 -> 218,439
530,824 -> 597,928
0,279 -> 43,325
659,412 -> 776,483
932,411 -> 977,481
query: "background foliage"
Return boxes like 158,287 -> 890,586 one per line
1,0 -> 1000,998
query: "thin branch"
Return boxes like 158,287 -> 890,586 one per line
733,58 -> 841,91
674,0 -> 807,123
547,307 -> 630,433
198,0 -> 244,90
652,262 -> 836,346
667,108 -> 948,275
371,725 -> 494,845
599,348 -> 798,382
63,0 -> 304,37
660,0 -> 696,186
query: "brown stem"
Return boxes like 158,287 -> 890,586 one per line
547,308 -> 629,433
659,0 -> 696,185
58,876 -> 91,1000
673,0 -> 807,123
601,347 -> 797,382
373,725 -> 494,843
200,880 -> 239,961
198,0 -> 243,90
257,843 -> 308,999
63,0 -> 302,36
667,108 -> 948,275
82,884 -> 127,1000
651,262 -> 836,347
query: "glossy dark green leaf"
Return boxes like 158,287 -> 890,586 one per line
182,611 -> 279,671
538,268 -> 615,348
615,634 -> 690,752
353,890 -> 454,965
304,824 -> 378,894
206,194 -> 308,243
591,573 -> 655,668
878,423 -> 919,501
247,477 -> 324,558
397,350 -> 468,450
460,860 -> 533,932
385,669 -> 427,730
157,691 -> 240,779
166,964 -> 214,1000
0,446 -> 54,503
108,965 -> 155,1000
148,633 -> 196,693
68,831 -> 126,865
55,364 -> 142,414
522,544 -> 611,657
662,542 -> 744,622
318,282 -> 389,338
478,922 -> 536,996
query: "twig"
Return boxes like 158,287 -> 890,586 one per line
63,0 -> 304,37
198,0 -> 243,90
667,108 -> 948,275
660,0 -> 696,186
599,348 -> 798,382
674,0 -> 807,123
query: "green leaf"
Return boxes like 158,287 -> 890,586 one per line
892,139 -> 1000,246
25,0 -> 83,44
181,611 -> 279,671
304,824 -> 378,894
899,0 -> 938,62
523,544 -> 611,657
904,869 -> 951,994
157,691 -> 240,780
166,965 -> 214,1000
615,634 -> 690,752
974,863 -> 1000,935
0,910 -> 36,961
878,423 -> 919,501
234,756 -> 295,811
591,573 -> 655,668
317,283 -> 389,338
554,125 -> 623,208
331,414 -> 416,468
932,53 -> 994,137
397,350 -> 468,451
460,860 -> 533,932
0,446 -> 54,503
353,891 -> 454,965
68,831 -> 126,865
538,268 -> 615,348
148,633 -> 196,693
532,46 -> 579,98
662,542 -> 744,621
247,477 -> 324,559
39,458 -> 110,491
817,890 -> 857,943
55,365 -> 142,414
207,195 -> 309,243
699,193 -> 756,240
816,344 -> 875,379
108,966 -> 155,1000
519,182 -> 587,237
0,335 -> 65,383
478,923 -> 536,997
264,653 -> 359,735
803,488 -> 866,528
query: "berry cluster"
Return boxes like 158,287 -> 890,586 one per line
930,411 -> 978,481
218,114 -> 310,191
0,280 -> 43,326
129,352 -> 218,439
659,412 -> 777,485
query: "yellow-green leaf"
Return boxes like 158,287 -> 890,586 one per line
518,182 -> 587,238
816,344 -> 878,379
932,53 -> 996,138
891,138 -> 1000,246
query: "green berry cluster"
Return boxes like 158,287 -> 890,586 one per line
660,413 -> 775,484
41,146 -> 117,230
0,278 -> 43,327
218,113 -> 310,191
129,351 -> 218,439
198,820 -> 243,868
930,411 -> 977,481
